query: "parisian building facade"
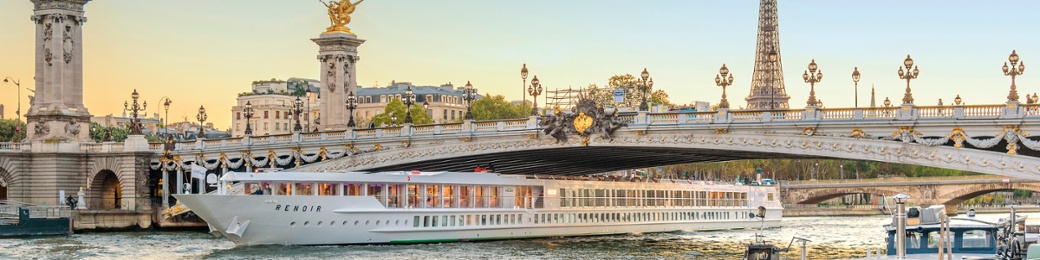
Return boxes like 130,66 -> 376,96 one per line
230,79 -> 476,137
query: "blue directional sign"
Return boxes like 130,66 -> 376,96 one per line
613,89 -> 625,103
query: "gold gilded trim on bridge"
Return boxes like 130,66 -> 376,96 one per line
635,130 -> 647,135
573,112 -> 593,135
460,137 -> 472,142
372,143 -> 383,151
803,128 -> 818,136
948,128 -> 967,148
401,140 -> 411,148
714,129 -> 728,134
849,129 -> 866,138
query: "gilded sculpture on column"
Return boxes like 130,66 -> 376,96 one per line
321,0 -> 365,34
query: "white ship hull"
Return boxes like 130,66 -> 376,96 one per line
174,171 -> 783,246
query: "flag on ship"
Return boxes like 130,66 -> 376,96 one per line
191,164 -> 206,180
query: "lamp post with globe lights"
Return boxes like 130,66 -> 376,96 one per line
422,100 -> 430,121
292,96 -> 304,132
715,64 -> 733,109
1003,50 -> 1025,102
803,59 -> 823,107
196,106 -> 207,138
464,81 -> 478,120
852,67 -> 861,108
527,77 -> 542,116
124,89 -> 147,135
767,48 -> 778,110
243,101 -> 255,135
638,68 -> 653,111
898,55 -> 920,105
346,91 -> 358,128
159,97 -> 172,138
403,85 -> 416,124
521,64 -> 529,117
3,77 -> 21,127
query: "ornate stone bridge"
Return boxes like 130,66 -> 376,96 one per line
4,103 -> 1040,211
779,175 -> 1040,214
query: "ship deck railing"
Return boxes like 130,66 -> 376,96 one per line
0,203 -> 72,225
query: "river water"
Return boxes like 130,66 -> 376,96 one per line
1,213 -> 1031,260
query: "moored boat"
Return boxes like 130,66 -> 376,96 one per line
174,171 -> 783,246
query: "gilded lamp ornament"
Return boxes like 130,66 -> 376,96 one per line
321,0 -> 365,34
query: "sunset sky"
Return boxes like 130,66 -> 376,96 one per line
1,1 -> 1039,129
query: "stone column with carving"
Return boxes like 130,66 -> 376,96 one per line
26,0 -> 92,142
313,32 -> 365,131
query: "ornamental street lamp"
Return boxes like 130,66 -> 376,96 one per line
898,55 -> 920,105
954,95 -> 963,106
768,49 -> 778,110
196,105 -> 207,138
638,68 -> 652,111
1003,50 -> 1026,102
403,85 -> 416,124
422,100 -> 430,120
464,81 -> 478,120
160,97 -> 172,138
346,91 -> 358,128
3,77 -> 21,126
884,97 -> 892,107
803,59 -> 823,107
715,64 -> 734,109
852,67 -> 861,108
521,64 -> 529,117
124,89 -> 147,135
292,96 -> 304,132
527,77 -> 541,116
390,113 -> 398,127
243,101 -> 255,135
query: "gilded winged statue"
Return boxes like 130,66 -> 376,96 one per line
321,0 -> 365,34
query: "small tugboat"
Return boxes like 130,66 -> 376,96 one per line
743,206 -> 810,260
856,194 -> 1025,260
0,200 -> 72,237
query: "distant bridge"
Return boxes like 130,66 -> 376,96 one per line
780,175 -> 1040,213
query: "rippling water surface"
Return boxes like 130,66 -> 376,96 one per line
1,213 -> 1031,259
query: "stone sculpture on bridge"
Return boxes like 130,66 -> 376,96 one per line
540,95 -> 627,146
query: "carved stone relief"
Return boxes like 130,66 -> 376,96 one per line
65,121 -> 80,136
63,25 -> 74,64
34,122 -> 50,137
326,61 -> 337,93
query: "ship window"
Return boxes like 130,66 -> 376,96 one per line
443,185 -> 455,208
425,185 -> 441,208
355,220 -> 360,226
432,216 -> 439,227
317,221 -> 323,226
423,216 -> 430,227
467,215 -> 473,226
408,184 -> 420,208
442,215 -> 448,227
962,230 -> 991,248
768,193 -> 774,201
413,216 -> 420,227
459,186 -> 472,208
375,220 -> 380,226
368,184 -> 385,206
343,220 -> 348,226
344,183 -> 362,196
387,184 -> 403,208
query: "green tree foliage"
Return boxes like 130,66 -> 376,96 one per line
607,74 -> 640,108
369,99 -> 432,127
470,94 -> 523,120
584,84 -> 615,106
662,159 -> 982,181
0,119 -> 26,142
651,89 -> 674,107
88,121 -> 129,142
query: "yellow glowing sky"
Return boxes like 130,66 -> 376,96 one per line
1,1 -> 1038,129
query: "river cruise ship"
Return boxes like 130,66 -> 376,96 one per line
173,171 -> 783,246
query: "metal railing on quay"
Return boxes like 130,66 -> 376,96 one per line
782,175 -> 1006,185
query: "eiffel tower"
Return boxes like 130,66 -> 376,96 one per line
744,0 -> 790,110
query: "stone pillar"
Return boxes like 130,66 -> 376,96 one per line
161,167 -> 168,209
26,0 -> 92,142
313,32 -> 366,131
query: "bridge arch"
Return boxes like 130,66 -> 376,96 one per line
88,169 -> 122,209
790,187 -> 903,205
939,182 -> 1040,207
297,131 -> 1040,180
